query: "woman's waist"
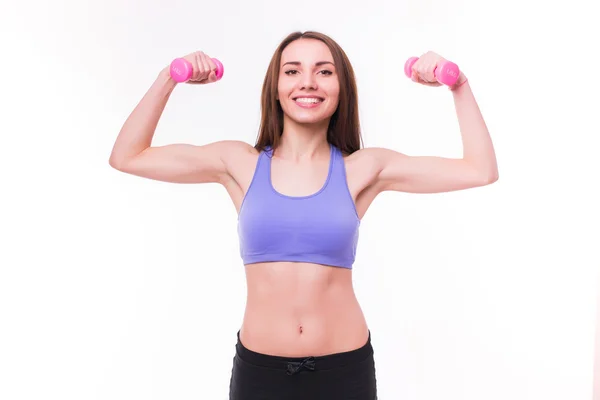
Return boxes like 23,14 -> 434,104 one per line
240,297 -> 368,357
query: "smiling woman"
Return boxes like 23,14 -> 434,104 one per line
109,29 -> 497,400
280,56 -> 338,112
255,31 -> 361,157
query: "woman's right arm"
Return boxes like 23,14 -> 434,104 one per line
109,52 -> 249,184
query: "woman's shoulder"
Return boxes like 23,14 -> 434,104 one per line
218,140 -> 259,157
342,146 -> 387,167
218,140 -> 259,167
340,147 -> 389,184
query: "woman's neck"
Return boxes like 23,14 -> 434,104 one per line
278,119 -> 330,160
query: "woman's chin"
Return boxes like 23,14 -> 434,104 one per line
287,112 -> 333,126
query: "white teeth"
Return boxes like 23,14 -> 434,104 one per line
295,98 -> 322,103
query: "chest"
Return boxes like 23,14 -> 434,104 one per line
269,157 -> 332,197
238,154 -> 375,197
227,149 -> 379,220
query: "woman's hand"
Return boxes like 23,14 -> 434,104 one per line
408,51 -> 467,88
172,51 -> 219,84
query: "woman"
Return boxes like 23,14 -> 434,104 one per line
109,31 -> 498,400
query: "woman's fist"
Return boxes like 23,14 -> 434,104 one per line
407,51 -> 466,88
174,51 -> 219,84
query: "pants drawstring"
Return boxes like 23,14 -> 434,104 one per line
286,356 -> 316,375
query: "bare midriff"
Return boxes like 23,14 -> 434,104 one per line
239,261 -> 369,357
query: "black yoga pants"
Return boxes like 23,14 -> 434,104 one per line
229,331 -> 378,400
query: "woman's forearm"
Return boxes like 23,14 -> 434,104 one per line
451,74 -> 499,181
109,67 -> 177,168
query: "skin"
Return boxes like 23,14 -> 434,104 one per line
109,38 -> 498,357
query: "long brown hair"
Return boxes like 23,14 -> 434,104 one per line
254,31 -> 363,155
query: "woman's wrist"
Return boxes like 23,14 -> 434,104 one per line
450,72 -> 468,91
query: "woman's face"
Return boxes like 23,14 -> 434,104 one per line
277,39 -> 340,127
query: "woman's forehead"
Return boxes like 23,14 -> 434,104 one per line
281,39 -> 334,64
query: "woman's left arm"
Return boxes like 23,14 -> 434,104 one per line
371,53 -> 499,194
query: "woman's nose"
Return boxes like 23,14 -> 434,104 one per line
299,73 -> 317,90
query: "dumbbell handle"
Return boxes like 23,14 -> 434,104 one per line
169,57 -> 224,83
404,57 -> 460,86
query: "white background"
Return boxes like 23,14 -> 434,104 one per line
1,0 -> 599,399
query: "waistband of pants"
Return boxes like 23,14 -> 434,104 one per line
235,330 -> 373,372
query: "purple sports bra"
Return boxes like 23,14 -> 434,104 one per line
237,144 -> 360,269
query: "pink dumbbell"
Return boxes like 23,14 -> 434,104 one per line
404,56 -> 460,86
169,57 -> 224,83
